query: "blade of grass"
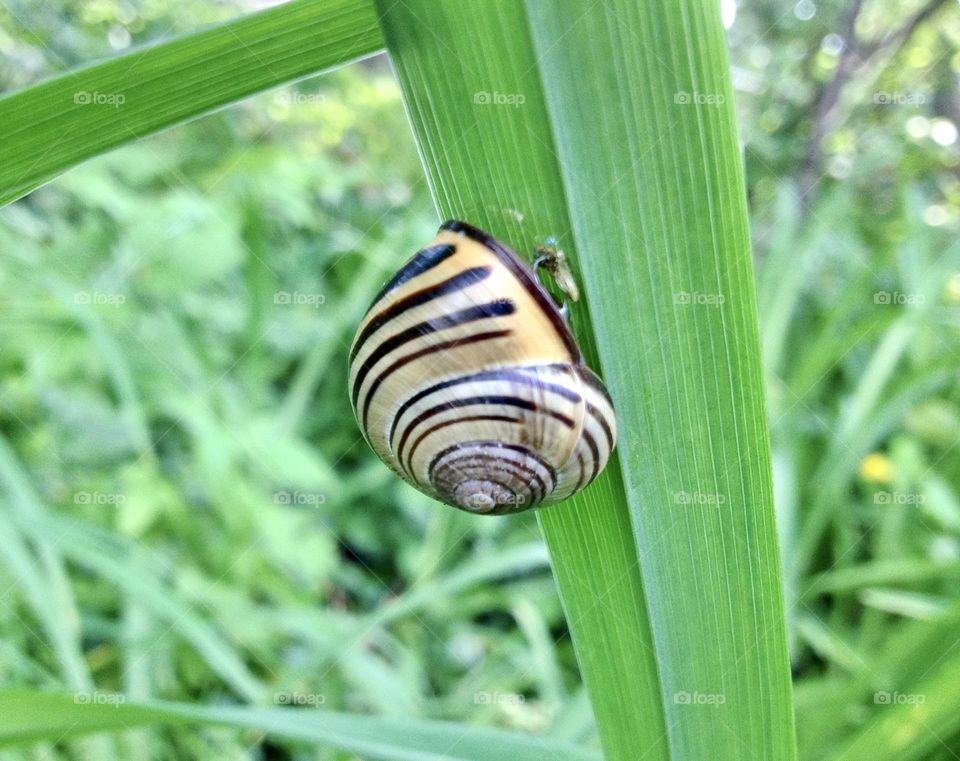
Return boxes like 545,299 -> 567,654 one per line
0,437 -> 93,691
795,363 -> 955,578
795,614 -> 873,678
857,589 -> 948,620
0,690 -> 601,761
828,603 -> 960,761
805,560 -> 960,596
369,542 -> 549,628
18,511 -> 265,702
32,507 -> 550,696
375,1 -> 796,759
0,0 -> 384,206
375,4 -> 666,759
0,438 -> 119,760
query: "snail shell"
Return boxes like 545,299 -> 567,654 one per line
348,220 -> 616,514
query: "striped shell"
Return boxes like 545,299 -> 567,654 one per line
348,220 -> 616,515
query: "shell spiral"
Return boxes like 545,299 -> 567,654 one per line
348,220 -> 617,515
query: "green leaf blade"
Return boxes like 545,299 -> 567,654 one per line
0,0 -> 384,205
525,2 -> 796,758
375,1 -> 796,759
0,690 -> 601,761
375,3 -> 669,759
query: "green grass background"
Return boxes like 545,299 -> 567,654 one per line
1,0 -> 960,759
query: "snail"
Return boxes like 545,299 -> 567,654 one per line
348,220 -> 616,514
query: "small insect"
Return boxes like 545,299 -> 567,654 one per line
348,220 -> 617,515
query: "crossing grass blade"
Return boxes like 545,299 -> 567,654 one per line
0,690 -> 600,761
374,1 -> 797,759
0,0 -> 384,206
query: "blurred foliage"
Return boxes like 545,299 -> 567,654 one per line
1,0 -> 960,759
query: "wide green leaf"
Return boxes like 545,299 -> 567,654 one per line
0,0 -> 384,205
375,2 -> 796,759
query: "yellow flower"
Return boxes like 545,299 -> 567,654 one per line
859,453 -> 893,484
946,273 -> 960,304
